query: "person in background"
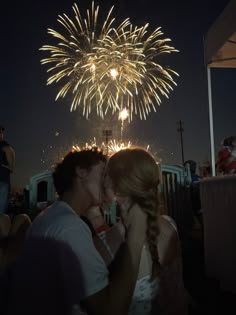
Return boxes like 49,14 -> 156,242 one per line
184,160 -> 201,184
216,136 -> 236,175
184,160 -> 202,220
0,126 -> 15,214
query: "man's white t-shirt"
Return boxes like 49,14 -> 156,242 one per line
8,201 -> 109,315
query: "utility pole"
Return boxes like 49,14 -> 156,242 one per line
177,120 -> 185,165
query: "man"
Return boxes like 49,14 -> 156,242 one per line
7,148 -> 147,315
0,125 -> 15,213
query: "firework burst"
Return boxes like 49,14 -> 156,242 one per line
71,138 -> 131,156
40,2 -> 178,120
106,139 -> 132,155
71,138 -> 98,152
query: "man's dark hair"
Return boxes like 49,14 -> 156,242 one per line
53,148 -> 106,196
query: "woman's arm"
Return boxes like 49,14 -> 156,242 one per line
157,216 -> 189,315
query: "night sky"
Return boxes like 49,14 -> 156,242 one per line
1,0 -> 235,188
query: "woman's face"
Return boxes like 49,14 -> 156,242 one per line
103,173 -> 132,224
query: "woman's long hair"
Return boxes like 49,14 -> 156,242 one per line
107,147 -> 161,278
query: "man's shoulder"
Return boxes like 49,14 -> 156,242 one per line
31,201 -> 91,240
49,201 -> 86,227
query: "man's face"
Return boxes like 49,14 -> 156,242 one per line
83,161 -> 106,207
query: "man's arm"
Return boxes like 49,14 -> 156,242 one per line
81,204 -> 147,315
2,145 -> 15,172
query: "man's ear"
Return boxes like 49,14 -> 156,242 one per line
75,167 -> 88,179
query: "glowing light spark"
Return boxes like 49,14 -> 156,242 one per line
110,68 -> 119,79
40,2 -> 178,119
118,108 -> 129,122
90,64 -> 96,72
118,108 -> 129,141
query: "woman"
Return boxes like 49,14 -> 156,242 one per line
101,147 -> 189,314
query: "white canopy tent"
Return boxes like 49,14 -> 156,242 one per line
204,0 -> 236,175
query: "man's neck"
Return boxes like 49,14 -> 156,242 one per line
60,192 -> 82,216
61,190 -> 92,217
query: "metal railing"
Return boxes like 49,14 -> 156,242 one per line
160,163 -> 193,239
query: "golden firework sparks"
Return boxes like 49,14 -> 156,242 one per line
72,138 -> 98,152
107,139 -> 132,155
40,2 -> 178,120
118,108 -> 129,141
